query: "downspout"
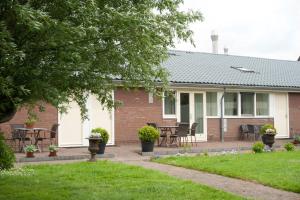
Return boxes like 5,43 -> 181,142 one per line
220,88 -> 226,142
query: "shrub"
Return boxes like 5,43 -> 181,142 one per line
284,143 -> 295,151
91,128 -> 109,144
260,124 -> 277,135
252,141 -> 265,153
0,133 -> 15,170
138,126 -> 159,142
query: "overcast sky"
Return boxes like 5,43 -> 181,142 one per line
174,0 -> 300,61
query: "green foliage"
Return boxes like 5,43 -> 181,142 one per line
294,135 -> 300,142
0,133 -> 15,170
91,128 -> 109,144
284,143 -> 295,151
0,0 -> 203,121
0,161 -> 243,200
24,145 -> 37,153
138,126 -> 159,142
155,151 -> 300,193
48,145 -> 58,152
260,124 -> 277,135
252,142 -> 264,153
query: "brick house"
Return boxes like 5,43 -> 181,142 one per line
1,50 -> 300,146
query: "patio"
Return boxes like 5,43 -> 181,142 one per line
14,139 -> 291,163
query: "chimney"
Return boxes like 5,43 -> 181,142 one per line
224,46 -> 228,55
211,30 -> 218,54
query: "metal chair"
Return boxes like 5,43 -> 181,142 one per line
175,123 -> 189,147
240,125 -> 249,140
35,123 -> 59,151
188,122 -> 198,146
10,124 -> 31,152
147,122 -> 167,146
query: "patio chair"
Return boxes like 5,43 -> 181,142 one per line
247,125 -> 256,141
10,124 -> 31,152
240,125 -> 249,140
187,122 -> 198,146
35,123 -> 59,151
147,122 -> 167,146
175,123 -> 189,147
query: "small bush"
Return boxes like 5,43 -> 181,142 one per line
252,141 -> 265,153
0,133 -> 15,170
91,128 -> 109,144
138,126 -> 159,142
284,142 -> 295,151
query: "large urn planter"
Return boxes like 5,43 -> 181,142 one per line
262,134 -> 275,148
91,128 -> 110,155
141,141 -> 155,152
87,137 -> 102,161
97,142 -> 106,154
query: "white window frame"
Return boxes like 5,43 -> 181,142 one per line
224,91 -> 271,118
206,92 -> 219,117
162,91 -> 177,119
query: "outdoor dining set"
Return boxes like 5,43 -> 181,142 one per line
147,122 -> 199,147
8,123 -> 59,152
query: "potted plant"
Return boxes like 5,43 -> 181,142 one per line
138,125 -> 159,152
24,145 -> 37,158
86,132 -> 102,161
24,115 -> 37,129
293,135 -> 300,145
48,145 -> 58,157
91,128 -> 109,154
260,124 -> 277,149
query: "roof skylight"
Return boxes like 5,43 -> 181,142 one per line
230,66 -> 256,73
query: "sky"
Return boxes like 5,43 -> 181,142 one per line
174,0 -> 300,61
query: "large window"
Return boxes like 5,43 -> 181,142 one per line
224,93 -> 238,116
241,92 -> 254,115
256,93 -> 269,115
206,92 -> 218,116
164,92 -> 176,115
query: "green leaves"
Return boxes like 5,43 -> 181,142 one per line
0,0 -> 202,119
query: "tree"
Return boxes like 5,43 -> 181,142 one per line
0,0 -> 202,122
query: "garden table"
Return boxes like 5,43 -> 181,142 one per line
157,125 -> 179,147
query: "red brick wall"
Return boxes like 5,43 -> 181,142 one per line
207,118 -> 274,141
114,88 -> 176,144
289,93 -> 300,136
0,104 -> 58,148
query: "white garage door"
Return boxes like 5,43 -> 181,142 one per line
58,94 -> 114,147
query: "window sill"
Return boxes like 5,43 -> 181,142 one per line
162,115 -> 177,119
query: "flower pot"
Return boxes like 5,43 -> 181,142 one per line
49,151 -> 57,157
25,124 -> 34,129
141,141 -> 155,152
87,138 -> 101,161
26,152 -> 35,158
262,134 -> 275,148
97,142 -> 106,154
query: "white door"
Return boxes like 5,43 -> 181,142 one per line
274,93 -> 289,138
58,101 -> 84,147
89,95 -> 114,145
58,94 -> 114,147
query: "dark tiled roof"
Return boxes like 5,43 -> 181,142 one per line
163,50 -> 300,89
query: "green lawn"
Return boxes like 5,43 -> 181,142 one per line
154,151 -> 300,193
0,161 -> 245,200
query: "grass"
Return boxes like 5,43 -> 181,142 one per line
154,150 -> 300,193
0,161 -> 245,200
